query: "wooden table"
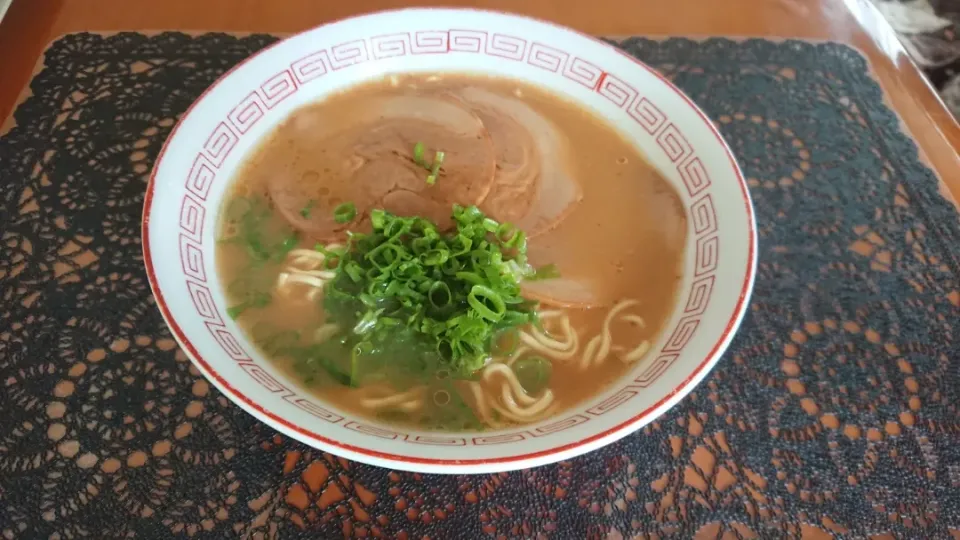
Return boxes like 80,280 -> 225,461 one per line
2,0 -> 958,205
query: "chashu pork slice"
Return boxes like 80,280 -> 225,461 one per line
268,94 -> 497,241
456,86 -> 582,238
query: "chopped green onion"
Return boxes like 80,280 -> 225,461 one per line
412,142 -> 445,185
274,233 -> 300,261
299,200 -> 316,218
221,194 -> 301,265
491,328 -> 520,356
314,243 -> 344,269
413,141 -> 426,167
350,341 -> 375,386
317,205 -> 544,377
353,309 -> 383,335
370,209 -> 387,229
323,357 -> 352,386
226,291 -> 271,320
513,356 -> 552,394
344,261 -> 364,283
224,197 -> 253,222
333,202 -> 357,224
279,235 -> 299,252
496,223 -> 517,244
426,151 -> 445,185
420,249 -> 449,266
467,285 -> 506,322
528,263 -> 561,281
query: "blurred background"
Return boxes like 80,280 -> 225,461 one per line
870,0 -> 959,118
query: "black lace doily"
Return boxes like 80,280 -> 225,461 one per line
0,33 -> 958,539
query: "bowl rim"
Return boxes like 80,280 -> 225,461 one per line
142,6 -> 757,470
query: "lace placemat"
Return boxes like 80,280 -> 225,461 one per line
1,33 -> 958,539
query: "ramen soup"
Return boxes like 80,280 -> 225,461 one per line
217,73 -> 686,431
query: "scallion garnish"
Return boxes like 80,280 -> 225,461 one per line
413,142 -> 445,185
491,328 -> 520,356
528,263 -> 561,281
426,151 -> 445,185
317,205 -> 541,377
413,141 -> 427,167
333,202 -> 357,224
227,291 -> 271,320
219,195 -> 298,317
300,200 -> 316,218
513,355 -> 552,394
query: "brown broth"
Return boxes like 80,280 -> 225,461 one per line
217,73 -> 686,431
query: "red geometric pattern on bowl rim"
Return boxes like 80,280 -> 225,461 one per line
143,19 -> 754,468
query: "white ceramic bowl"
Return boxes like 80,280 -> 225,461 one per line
143,8 -> 756,474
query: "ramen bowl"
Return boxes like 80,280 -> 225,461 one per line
142,8 -> 756,473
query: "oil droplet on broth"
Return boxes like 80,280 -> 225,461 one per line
433,390 -> 451,406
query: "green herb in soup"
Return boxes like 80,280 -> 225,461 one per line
412,141 -> 446,185
215,72 -> 688,432
333,202 -> 357,224
219,196 -> 300,318
319,204 -> 538,378
299,200 -> 316,218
